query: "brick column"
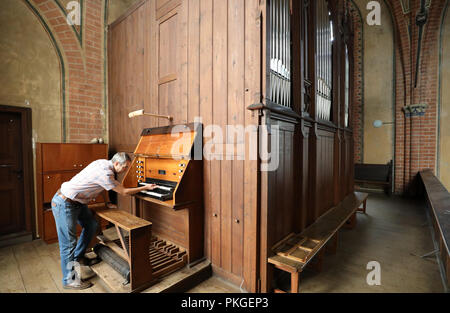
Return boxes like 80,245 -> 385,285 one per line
349,2 -> 364,164
386,0 -> 444,194
403,104 -> 428,194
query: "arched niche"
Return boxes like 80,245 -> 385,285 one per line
0,0 -> 62,143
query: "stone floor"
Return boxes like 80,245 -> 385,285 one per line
0,193 -> 445,293
292,193 -> 445,293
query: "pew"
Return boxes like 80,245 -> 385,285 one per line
268,192 -> 369,293
419,170 -> 450,288
355,160 -> 392,195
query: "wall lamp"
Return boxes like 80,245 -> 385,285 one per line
128,109 -> 173,121
373,120 -> 394,128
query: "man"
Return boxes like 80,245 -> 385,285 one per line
51,152 -> 157,290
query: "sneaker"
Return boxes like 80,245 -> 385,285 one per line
63,280 -> 93,290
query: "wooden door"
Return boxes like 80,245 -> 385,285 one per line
0,112 -> 25,236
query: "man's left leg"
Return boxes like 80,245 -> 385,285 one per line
74,205 -> 98,264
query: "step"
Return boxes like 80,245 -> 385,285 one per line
91,259 -> 212,293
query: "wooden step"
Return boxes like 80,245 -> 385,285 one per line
91,261 -> 131,293
91,260 -> 212,293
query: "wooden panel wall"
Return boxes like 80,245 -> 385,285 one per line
108,0 -> 355,293
298,122 -> 311,231
315,127 -> 337,218
266,116 -> 297,246
344,130 -> 355,194
108,0 -> 261,292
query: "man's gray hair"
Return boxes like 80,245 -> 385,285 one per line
111,152 -> 131,165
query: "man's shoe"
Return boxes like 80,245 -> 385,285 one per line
75,256 -> 101,266
63,280 -> 93,290
80,266 -> 97,281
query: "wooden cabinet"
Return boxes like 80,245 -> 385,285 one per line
41,143 -> 106,172
42,174 -> 62,203
36,143 -> 110,244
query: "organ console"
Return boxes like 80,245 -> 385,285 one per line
123,123 -> 203,210
125,122 -> 204,263
123,122 -> 203,261
92,122 -> 204,292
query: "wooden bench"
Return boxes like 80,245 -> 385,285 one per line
268,191 -> 369,293
93,208 -> 154,292
355,161 -> 392,195
419,170 -> 450,289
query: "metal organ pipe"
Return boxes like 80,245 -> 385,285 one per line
269,0 -> 291,108
315,0 -> 332,121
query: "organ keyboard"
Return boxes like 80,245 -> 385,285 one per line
139,182 -> 176,201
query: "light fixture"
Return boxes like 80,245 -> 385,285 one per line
373,120 -> 394,128
128,109 -> 173,121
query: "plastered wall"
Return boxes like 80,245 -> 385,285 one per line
107,0 -> 141,25
354,0 -> 395,165
0,0 -> 62,144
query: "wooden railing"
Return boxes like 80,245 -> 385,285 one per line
419,170 -> 450,289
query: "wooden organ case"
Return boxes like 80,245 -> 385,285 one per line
124,123 -> 204,265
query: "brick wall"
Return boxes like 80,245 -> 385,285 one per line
30,0 -> 106,143
352,0 -> 446,194
349,1 -> 364,164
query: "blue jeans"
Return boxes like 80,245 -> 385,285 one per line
51,193 -> 98,285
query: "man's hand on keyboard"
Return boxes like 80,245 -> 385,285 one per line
144,184 -> 158,191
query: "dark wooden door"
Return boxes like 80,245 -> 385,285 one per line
0,112 -> 25,235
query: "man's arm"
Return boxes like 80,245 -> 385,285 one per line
112,183 -> 157,196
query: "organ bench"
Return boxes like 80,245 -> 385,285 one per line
93,208 -> 153,292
